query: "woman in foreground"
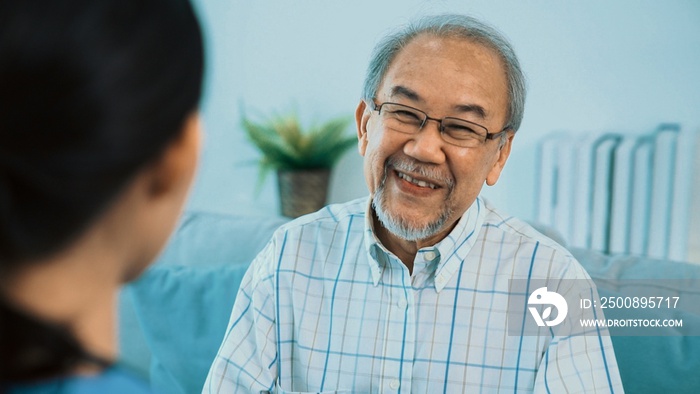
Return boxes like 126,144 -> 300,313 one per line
0,0 -> 204,391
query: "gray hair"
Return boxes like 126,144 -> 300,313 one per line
362,14 -> 527,133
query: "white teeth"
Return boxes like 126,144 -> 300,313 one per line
397,171 -> 438,189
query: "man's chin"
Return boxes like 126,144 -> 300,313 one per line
373,184 -> 453,242
376,207 -> 446,242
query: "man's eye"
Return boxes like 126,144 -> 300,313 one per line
391,110 -> 421,122
445,124 -> 480,139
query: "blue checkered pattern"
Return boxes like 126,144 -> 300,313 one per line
203,196 -> 623,393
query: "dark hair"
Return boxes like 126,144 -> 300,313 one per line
0,0 -> 203,382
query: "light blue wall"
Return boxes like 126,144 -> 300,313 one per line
186,0 -> 700,221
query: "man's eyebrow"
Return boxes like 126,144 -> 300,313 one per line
389,85 -> 488,119
389,85 -> 422,102
454,104 -> 487,119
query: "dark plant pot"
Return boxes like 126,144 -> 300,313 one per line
277,169 -> 331,218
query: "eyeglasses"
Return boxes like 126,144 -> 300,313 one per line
370,101 -> 509,148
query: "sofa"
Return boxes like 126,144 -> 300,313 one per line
118,210 -> 700,393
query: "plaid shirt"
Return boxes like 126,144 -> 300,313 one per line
203,196 -> 623,393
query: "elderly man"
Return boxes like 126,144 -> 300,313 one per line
204,14 -> 623,393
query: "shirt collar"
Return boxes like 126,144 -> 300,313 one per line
363,196 -> 487,292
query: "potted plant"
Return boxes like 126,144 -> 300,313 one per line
242,111 -> 356,218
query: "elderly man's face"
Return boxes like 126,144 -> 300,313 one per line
356,34 -> 513,243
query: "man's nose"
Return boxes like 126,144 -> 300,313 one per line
403,118 -> 447,164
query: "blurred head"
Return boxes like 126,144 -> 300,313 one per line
0,0 -> 204,276
356,15 -> 524,243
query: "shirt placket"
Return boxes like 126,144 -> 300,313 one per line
379,254 -> 415,393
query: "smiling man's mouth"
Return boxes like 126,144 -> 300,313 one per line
396,170 -> 439,189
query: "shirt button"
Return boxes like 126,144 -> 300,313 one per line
397,299 -> 407,309
390,379 -> 400,390
435,276 -> 445,288
424,250 -> 436,261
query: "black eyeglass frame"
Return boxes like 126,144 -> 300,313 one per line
370,100 -> 511,144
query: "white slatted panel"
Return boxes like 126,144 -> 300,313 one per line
647,125 -> 679,258
536,125 -> 697,262
608,136 -> 637,254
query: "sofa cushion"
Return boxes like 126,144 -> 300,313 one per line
126,263 -> 251,394
117,211 -> 287,379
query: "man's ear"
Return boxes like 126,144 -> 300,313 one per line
355,100 -> 371,156
485,131 -> 514,186
145,113 -> 201,198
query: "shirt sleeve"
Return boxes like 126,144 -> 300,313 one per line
533,259 -> 625,393
202,239 -> 279,393
533,328 -> 624,393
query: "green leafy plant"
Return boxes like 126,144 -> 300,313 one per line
242,111 -> 356,184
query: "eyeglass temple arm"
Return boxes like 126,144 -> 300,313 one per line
486,127 -> 512,140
